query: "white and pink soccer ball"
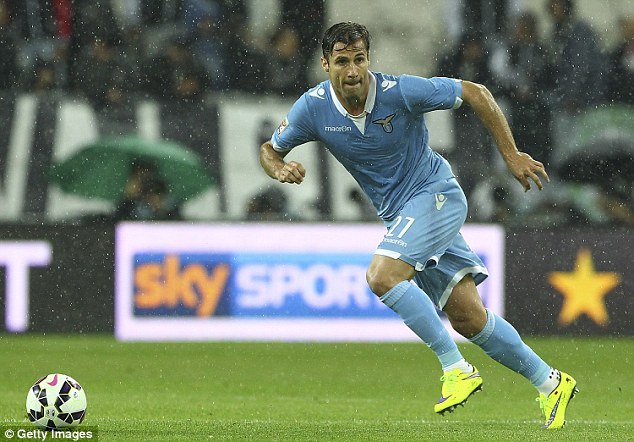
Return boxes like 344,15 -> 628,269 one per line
25,373 -> 87,429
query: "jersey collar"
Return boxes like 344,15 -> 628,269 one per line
329,72 -> 377,118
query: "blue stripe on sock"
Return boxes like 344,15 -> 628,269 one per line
469,308 -> 496,346
379,281 -> 410,308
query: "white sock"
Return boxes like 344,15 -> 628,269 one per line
443,358 -> 473,373
536,368 -> 561,396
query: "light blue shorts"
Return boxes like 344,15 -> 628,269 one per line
375,175 -> 488,309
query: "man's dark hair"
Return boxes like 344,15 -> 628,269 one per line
321,22 -> 371,59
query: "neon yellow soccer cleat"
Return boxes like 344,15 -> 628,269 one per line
537,371 -> 578,429
434,367 -> 483,415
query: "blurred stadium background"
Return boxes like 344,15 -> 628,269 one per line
0,0 -> 631,337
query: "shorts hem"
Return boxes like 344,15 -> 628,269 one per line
437,265 -> 489,309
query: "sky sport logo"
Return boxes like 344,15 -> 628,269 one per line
1,426 -> 97,440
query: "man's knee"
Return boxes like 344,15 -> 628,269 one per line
366,270 -> 396,297
366,255 -> 416,297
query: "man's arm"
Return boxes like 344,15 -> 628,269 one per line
259,141 -> 306,184
461,80 -> 549,192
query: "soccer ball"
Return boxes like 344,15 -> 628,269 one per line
25,373 -> 87,429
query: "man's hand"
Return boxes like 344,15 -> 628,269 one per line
506,152 -> 550,192
275,160 -> 306,184
260,141 -> 306,184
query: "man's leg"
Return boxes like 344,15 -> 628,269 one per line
444,276 -> 553,386
444,276 -> 578,428
367,255 -> 482,414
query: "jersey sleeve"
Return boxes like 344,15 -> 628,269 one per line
399,75 -> 463,115
271,94 -> 317,153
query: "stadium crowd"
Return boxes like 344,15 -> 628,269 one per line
0,0 -> 325,98
0,0 -> 632,226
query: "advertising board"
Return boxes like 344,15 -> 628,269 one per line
505,229 -> 633,335
115,223 -> 504,341
0,224 -> 115,332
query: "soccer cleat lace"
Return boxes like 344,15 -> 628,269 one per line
434,367 -> 483,415
537,371 -> 578,429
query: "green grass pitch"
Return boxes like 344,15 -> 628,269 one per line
1,334 -> 632,441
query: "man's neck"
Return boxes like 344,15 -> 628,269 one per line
340,96 -> 367,117
335,85 -> 370,116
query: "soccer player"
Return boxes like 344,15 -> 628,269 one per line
259,22 -> 577,429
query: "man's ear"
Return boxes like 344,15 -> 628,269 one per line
320,57 -> 329,72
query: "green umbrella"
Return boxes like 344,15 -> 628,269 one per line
552,105 -> 634,183
49,136 -> 215,202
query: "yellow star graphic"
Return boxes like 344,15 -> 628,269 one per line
548,248 -> 620,326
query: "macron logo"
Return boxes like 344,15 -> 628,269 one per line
325,126 -> 352,132
435,193 -> 446,210
381,80 -> 397,92
309,87 -> 326,99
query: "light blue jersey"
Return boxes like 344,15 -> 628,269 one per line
272,72 -> 463,221
272,71 -> 487,307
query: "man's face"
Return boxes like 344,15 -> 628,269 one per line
321,39 -> 370,105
